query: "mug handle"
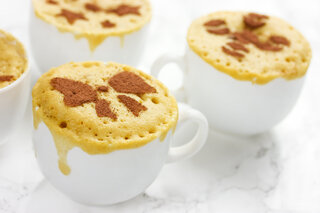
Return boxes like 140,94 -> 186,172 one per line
166,103 -> 208,163
150,54 -> 187,102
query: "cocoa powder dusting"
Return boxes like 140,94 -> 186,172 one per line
85,3 -> 102,12
95,99 -> 117,119
97,86 -> 109,92
50,77 -> 97,107
106,4 -> 140,16
249,13 -> 269,19
101,20 -> 116,28
204,19 -> 225,27
227,42 -> 249,53
244,13 -> 269,29
231,31 -> 283,52
0,75 -> 14,82
270,35 -> 290,46
46,0 -> 58,5
215,13 -> 289,58
233,30 -> 260,44
207,28 -> 230,35
59,122 -> 67,128
56,9 -> 87,24
231,32 -> 249,44
222,46 -> 244,58
256,42 -> 282,51
118,95 -> 147,117
109,71 -> 156,94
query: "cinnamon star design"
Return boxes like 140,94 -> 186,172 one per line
56,9 -> 87,25
101,20 -> 116,28
106,4 -> 140,16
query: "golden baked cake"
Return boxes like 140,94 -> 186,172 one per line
32,61 -> 178,175
0,30 -> 28,89
32,0 -> 152,50
187,11 -> 312,84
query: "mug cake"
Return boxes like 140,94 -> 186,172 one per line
187,11 -> 311,84
0,30 -> 28,89
0,29 -> 30,145
32,0 -> 152,50
151,11 -> 311,135
32,61 -> 178,175
32,62 -> 209,205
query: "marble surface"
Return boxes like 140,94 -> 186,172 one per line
1,0 -> 320,212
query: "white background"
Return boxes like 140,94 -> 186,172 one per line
0,0 -> 320,212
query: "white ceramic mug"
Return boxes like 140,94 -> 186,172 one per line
0,67 -> 31,145
151,48 -> 305,135
29,7 -> 150,73
33,103 -> 208,205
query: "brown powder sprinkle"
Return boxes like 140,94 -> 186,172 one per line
109,71 -> 156,94
203,19 -> 230,35
56,9 -> 87,25
95,99 -> 117,119
232,30 -> 259,44
84,3 -> 102,12
270,35 -> 290,46
101,20 -> 116,28
244,13 -> 269,29
207,28 -> 230,35
97,86 -> 109,92
222,46 -> 244,58
46,0 -> 58,5
231,32 -> 249,44
256,42 -> 282,51
231,30 -> 283,52
118,95 -> 147,117
227,42 -> 249,53
59,122 -> 67,128
50,77 -> 97,107
204,19 -> 225,27
106,4 -> 140,16
216,13 -> 289,58
0,75 -> 14,82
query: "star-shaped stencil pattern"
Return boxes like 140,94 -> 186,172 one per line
106,4 -> 141,16
46,1 -> 142,28
56,9 -> 87,25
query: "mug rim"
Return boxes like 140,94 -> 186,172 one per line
0,62 -> 30,95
